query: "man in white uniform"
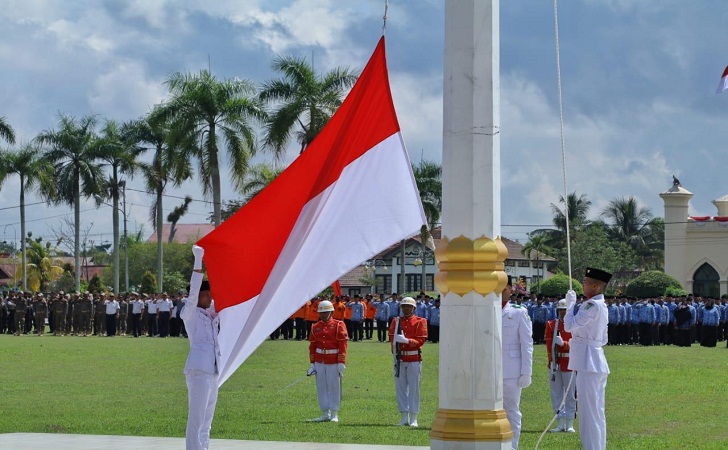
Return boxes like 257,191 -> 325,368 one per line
182,245 -> 220,450
564,267 -> 611,450
501,275 -> 533,449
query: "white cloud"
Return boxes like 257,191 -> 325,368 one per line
88,60 -> 167,120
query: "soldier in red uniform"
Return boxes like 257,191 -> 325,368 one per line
307,300 -> 348,423
389,296 -> 428,427
544,298 -> 576,433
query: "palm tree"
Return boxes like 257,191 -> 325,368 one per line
412,159 -> 442,291
94,120 -> 145,293
600,196 -> 661,266
0,116 -> 16,145
531,192 -> 592,252
240,162 -> 284,202
167,196 -> 192,243
162,70 -> 266,227
25,237 -> 63,292
259,55 -> 358,157
522,234 -> 554,292
36,114 -> 104,292
0,144 -> 54,290
125,107 -> 190,293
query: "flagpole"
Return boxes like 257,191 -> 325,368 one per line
430,1 -> 511,449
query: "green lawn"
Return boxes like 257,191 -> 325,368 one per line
1,333 -> 727,449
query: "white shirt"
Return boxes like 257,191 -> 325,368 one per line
502,302 -> 534,379
146,299 -> 158,314
104,300 -> 119,315
131,299 -> 144,314
182,272 -> 220,375
564,294 -> 610,374
158,298 -> 172,312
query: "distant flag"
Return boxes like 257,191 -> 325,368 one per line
717,66 -> 728,94
332,280 -> 342,298
197,37 -> 427,386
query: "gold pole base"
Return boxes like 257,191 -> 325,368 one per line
430,408 -> 513,442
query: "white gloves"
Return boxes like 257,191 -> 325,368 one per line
518,374 -> 532,388
565,290 -> 576,307
192,245 -> 204,270
307,363 -> 316,376
337,363 -> 346,376
394,334 -> 409,344
554,335 -> 564,346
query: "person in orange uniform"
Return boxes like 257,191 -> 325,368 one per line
305,297 -> 321,338
545,298 -> 576,433
293,302 -> 308,340
332,296 -> 346,321
363,294 -> 376,340
307,300 -> 348,423
389,296 -> 428,427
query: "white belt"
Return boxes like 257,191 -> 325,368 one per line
571,336 -> 603,347
401,350 -> 419,356
316,348 -> 339,354
556,352 -> 570,357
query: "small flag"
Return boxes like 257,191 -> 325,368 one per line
717,66 -> 728,94
197,37 -> 427,386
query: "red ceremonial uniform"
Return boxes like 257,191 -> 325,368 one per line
545,319 -> 572,372
389,315 -> 428,361
309,319 -> 348,364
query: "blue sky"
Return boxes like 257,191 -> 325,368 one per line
1,0 -> 727,250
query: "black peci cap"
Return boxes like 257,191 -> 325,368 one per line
585,267 -> 612,284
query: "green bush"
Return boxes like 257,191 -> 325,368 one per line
532,274 -> 582,297
625,271 -> 682,298
140,270 -> 157,294
665,285 -> 689,298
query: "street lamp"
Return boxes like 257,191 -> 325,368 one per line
364,259 -> 388,294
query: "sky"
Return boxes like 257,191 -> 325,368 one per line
1,0 -> 727,251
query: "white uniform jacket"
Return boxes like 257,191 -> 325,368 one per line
564,294 -> 609,374
181,272 -> 220,375
502,302 -> 533,379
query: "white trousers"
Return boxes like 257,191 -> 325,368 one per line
186,370 -> 219,450
575,371 -> 608,450
550,370 -> 577,419
503,377 -> 522,449
394,361 -> 422,413
314,362 -> 341,412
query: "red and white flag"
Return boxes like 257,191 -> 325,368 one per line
717,66 -> 728,94
197,37 -> 427,385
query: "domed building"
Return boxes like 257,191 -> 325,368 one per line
660,181 -> 728,297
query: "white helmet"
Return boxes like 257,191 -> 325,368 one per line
557,299 -> 568,309
400,297 -> 416,307
317,300 -> 334,313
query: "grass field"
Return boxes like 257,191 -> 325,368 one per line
1,332 -> 727,449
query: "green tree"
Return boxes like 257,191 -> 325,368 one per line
0,144 -> 54,290
522,234 -> 554,292
167,196 -> 192,243
140,270 -> 157,295
162,70 -> 266,226
240,162 -> 283,202
87,274 -> 105,294
108,241 -> 193,290
412,159 -> 441,288
25,237 -> 63,292
625,271 -> 683,298
0,116 -> 16,145
37,114 -> 104,292
259,55 -> 358,157
557,224 -> 637,291
531,192 -> 592,253
600,196 -> 663,270
94,120 -> 144,293
126,108 -> 191,293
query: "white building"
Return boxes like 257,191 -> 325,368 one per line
661,182 -> 728,297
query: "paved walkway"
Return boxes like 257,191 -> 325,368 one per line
0,433 -> 429,450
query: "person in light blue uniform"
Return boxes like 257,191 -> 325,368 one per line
630,299 -> 641,344
415,296 -> 429,320
373,294 -> 390,342
347,296 -> 365,342
386,294 -> 399,327
659,300 -> 669,345
607,299 -> 620,345
532,298 -> 549,344
638,300 -> 655,346
617,301 -> 626,345
428,298 -> 440,343
700,299 -> 720,347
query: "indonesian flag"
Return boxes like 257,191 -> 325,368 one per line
197,37 -> 427,386
717,66 -> 728,94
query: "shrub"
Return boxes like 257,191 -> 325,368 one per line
625,271 -> 682,298
665,285 -> 689,298
532,274 -> 582,297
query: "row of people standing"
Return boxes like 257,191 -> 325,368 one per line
0,289 -> 191,338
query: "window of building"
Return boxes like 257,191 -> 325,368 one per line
505,260 -> 516,266
376,275 -> 392,294
693,263 -> 719,298
517,261 -> 529,267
